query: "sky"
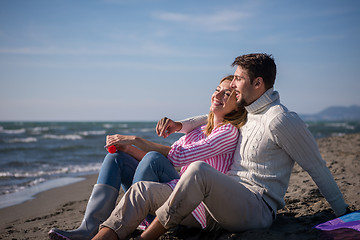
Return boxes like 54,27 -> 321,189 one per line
0,0 -> 360,121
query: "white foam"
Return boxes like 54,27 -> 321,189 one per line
29,127 -> 50,134
7,137 -> 38,143
0,177 -> 85,209
78,130 -> 106,136
103,123 -> 128,129
103,124 -> 113,129
42,134 -> 82,140
0,128 -> 26,134
0,163 -> 101,179
325,122 -> 355,130
138,128 -> 155,133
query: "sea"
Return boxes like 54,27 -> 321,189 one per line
1,120 -> 360,209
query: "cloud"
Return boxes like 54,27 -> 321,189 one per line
0,42 -> 209,59
153,10 -> 252,32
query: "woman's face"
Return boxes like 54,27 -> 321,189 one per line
210,80 -> 238,117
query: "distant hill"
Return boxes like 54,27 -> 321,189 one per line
300,105 -> 360,121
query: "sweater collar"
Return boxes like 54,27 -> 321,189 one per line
245,88 -> 280,114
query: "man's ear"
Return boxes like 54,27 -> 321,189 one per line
254,77 -> 264,89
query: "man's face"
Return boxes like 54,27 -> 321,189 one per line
231,66 -> 257,107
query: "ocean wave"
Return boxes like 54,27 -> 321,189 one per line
324,122 -> 355,130
0,162 -> 101,195
78,130 -> 106,136
0,177 -> 47,195
103,123 -> 129,129
0,128 -> 26,134
29,127 -> 50,134
138,128 -> 155,133
103,124 -> 114,129
0,163 -> 102,179
7,137 -> 38,143
42,134 -> 82,140
27,177 -> 47,186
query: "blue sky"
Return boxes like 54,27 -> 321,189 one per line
1,0 -> 359,121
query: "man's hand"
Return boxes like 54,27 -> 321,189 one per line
156,117 -> 182,138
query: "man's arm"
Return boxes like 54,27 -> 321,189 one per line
271,112 -> 348,216
156,115 -> 208,138
178,115 -> 208,134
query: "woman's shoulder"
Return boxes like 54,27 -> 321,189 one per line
219,123 -> 238,130
212,123 -> 239,135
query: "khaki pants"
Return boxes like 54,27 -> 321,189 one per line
102,161 -> 273,239
156,161 -> 273,232
101,181 -> 200,239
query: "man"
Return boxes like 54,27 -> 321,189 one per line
92,53 -> 349,240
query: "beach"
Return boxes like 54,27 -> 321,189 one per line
0,133 -> 359,240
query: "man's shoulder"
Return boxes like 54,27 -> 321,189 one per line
266,104 -> 303,123
266,104 -> 305,130
266,103 -> 290,118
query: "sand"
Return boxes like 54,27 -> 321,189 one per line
1,133 -> 359,240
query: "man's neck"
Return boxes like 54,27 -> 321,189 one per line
245,88 -> 278,114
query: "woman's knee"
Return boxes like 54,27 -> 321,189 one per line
102,152 -> 119,167
142,151 -> 165,162
103,151 -> 132,166
140,151 -> 168,167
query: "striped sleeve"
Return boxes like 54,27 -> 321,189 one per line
168,124 -> 239,167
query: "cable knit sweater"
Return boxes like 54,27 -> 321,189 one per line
179,88 -> 348,217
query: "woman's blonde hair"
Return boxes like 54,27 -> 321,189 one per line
204,75 -> 247,136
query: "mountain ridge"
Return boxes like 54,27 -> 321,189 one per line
299,105 -> 360,121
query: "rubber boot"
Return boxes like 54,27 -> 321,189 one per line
48,184 -> 119,240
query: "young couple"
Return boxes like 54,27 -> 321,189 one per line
49,53 -> 349,240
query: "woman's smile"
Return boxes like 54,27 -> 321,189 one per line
212,99 -> 224,107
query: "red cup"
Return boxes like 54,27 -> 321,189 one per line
107,145 -> 117,154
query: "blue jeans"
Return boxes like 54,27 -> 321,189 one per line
97,151 -> 180,192
97,151 -> 180,224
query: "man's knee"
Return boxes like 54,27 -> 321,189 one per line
180,162 -> 214,185
128,181 -> 148,194
128,181 -> 172,209
129,181 -> 170,198
186,161 -> 212,175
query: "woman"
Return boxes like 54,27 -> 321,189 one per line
49,132 -> 181,239
49,75 -> 246,240
91,76 -> 247,240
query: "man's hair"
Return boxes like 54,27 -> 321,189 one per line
231,53 -> 276,90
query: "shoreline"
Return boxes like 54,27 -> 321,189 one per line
1,133 -> 359,239
0,174 -> 98,225
0,176 -> 88,209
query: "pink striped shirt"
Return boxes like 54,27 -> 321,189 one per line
166,123 -> 239,229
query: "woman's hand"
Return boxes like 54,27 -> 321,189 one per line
105,134 -> 136,150
106,132 -> 172,158
156,117 -> 182,138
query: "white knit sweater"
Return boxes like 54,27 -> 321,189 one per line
180,88 -> 348,216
